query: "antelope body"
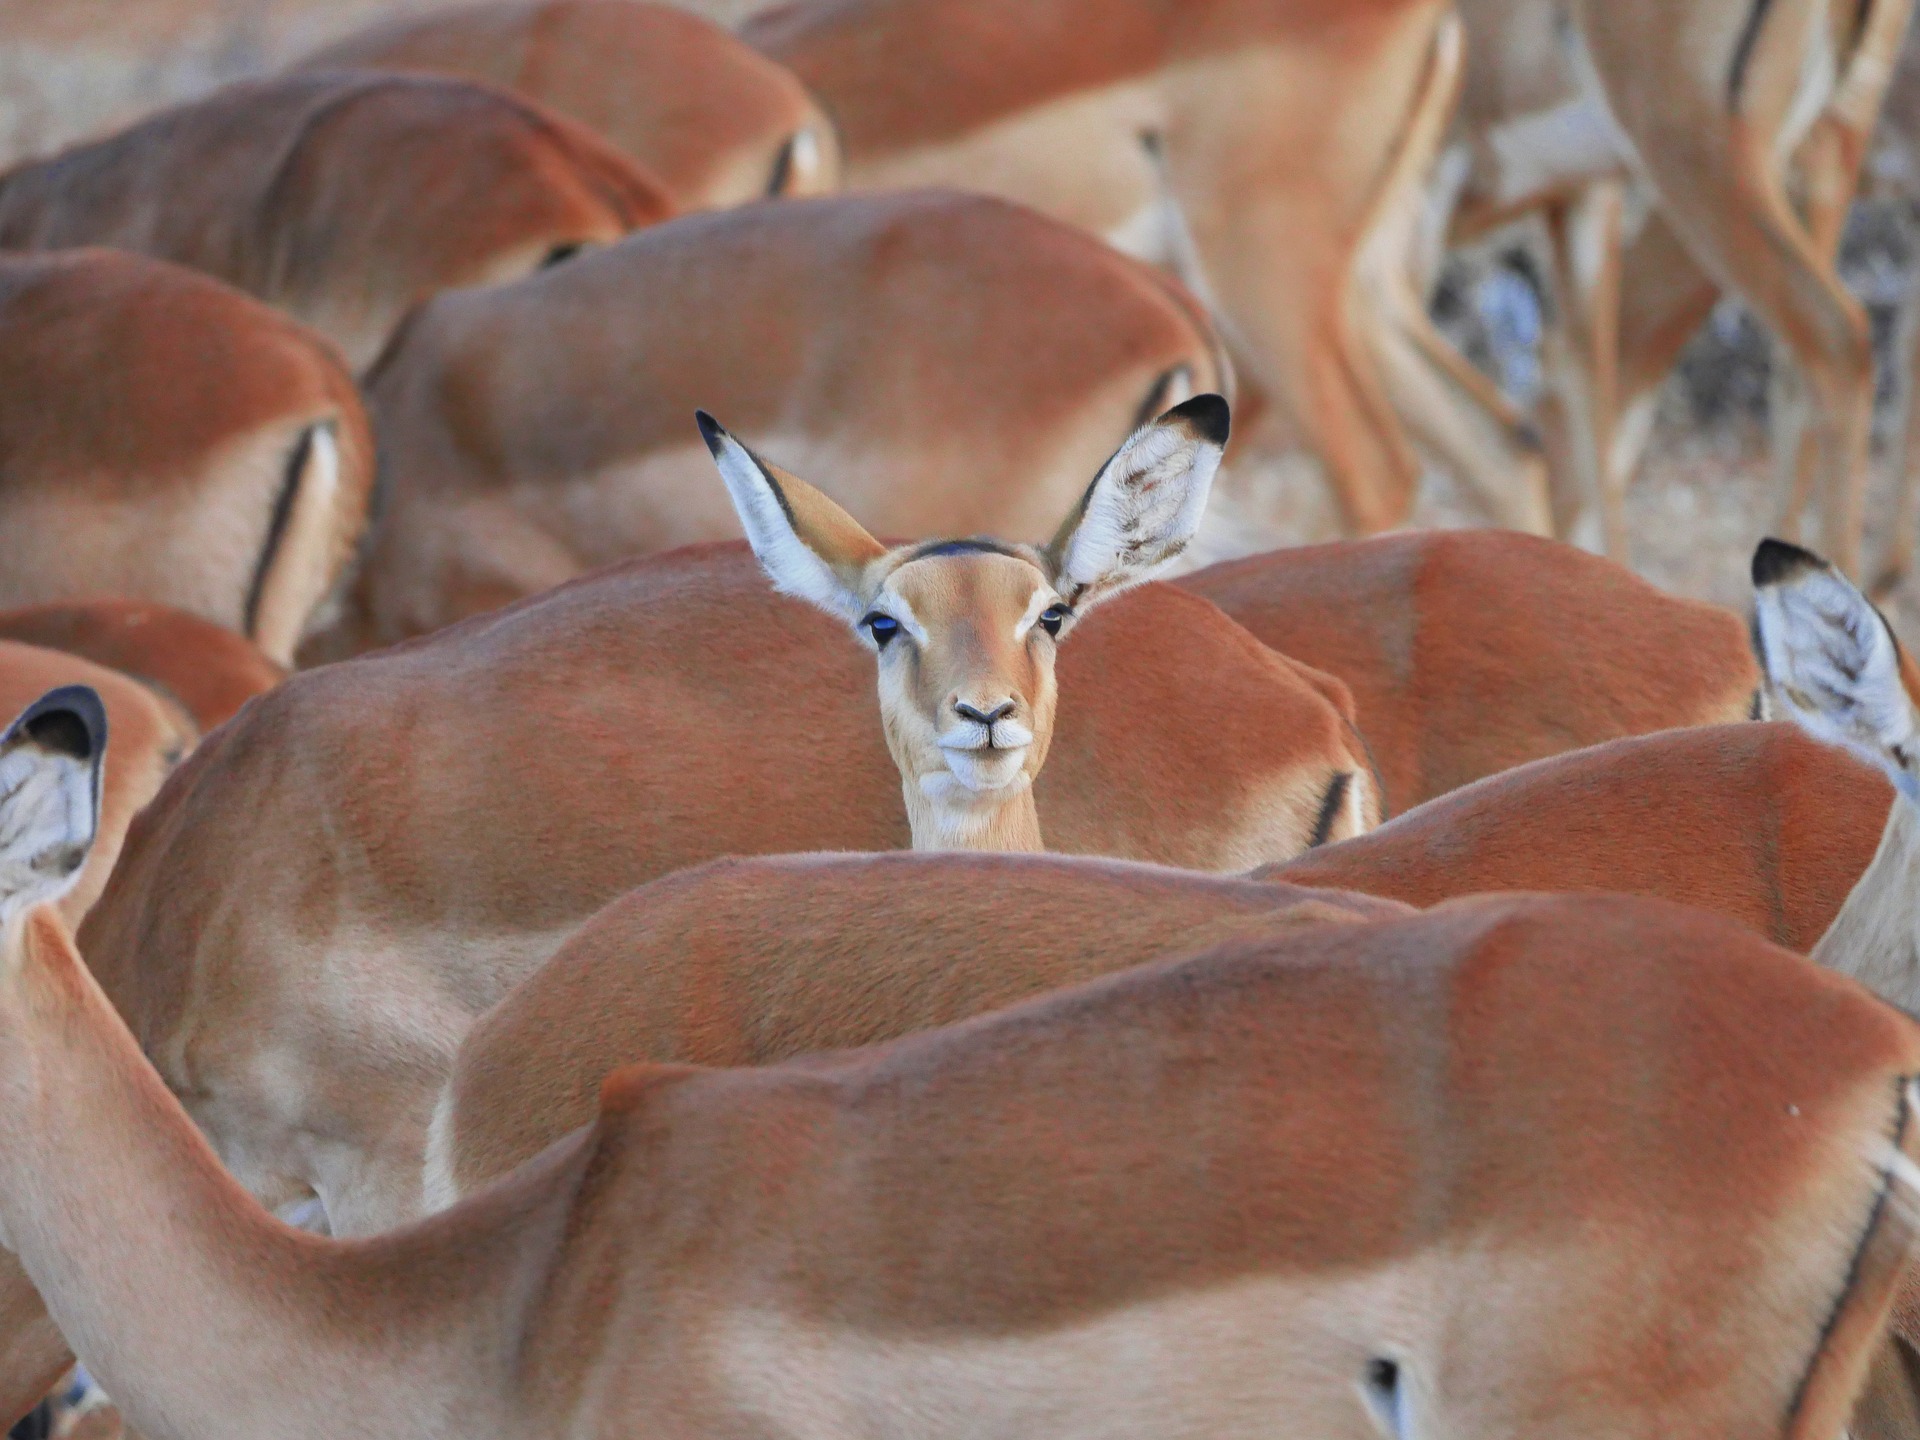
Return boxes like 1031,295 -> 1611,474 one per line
7,716 -> 1919,1440
78,541 -> 1371,1234
301,0 -> 840,210
1179,529 -> 1762,810
745,0 -> 1545,534
0,70 -> 671,370
434,855 -> 1407,1200
0,600 -> 284,734
344,190 -> 1229,652
0,249 -> 373,665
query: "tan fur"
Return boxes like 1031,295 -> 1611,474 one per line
77,542 -> 1372,1235
301,0 -> 840,209
0,250 -> 374,665
0,71 -> 672,370
0,601 -> 284,735
328,190 -> 1230,654
14,894 -> 1920,1439
745,0 -> 1510,534
1179,530 -> 1761,811
436,856 -> 1406,1199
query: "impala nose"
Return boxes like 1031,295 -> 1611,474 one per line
954,700 -> 1015,726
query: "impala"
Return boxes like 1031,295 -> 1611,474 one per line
1178,529 -> 1762,810
10,688 -> 1920,1438
704,394 -> 1226,851
431,722 -> 1887,1203
745,0 -> 1550,536
300,0 -> 839,210
1745,536 -> 1920,1436
0,249 -> 373,667
1441,0 -> 1908,571
334,190 -> 1230,653
0,601 -> 284,735
77,537 -> 1373,1237
0,70 -> 671,370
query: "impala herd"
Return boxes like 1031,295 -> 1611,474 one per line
3,0 -> 1920,1436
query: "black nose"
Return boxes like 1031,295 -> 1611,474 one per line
955,700 -> 1015,725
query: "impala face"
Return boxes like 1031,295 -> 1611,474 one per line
859,541 -> 1067,811
700,395 -> 1228,851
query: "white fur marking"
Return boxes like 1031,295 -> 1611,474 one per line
707,431 -> 863,621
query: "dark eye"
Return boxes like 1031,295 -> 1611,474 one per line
862,612 -> 899,648
1037,604 -> 1070,637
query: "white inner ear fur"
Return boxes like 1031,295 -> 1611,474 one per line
0,743 -> 98,925
1012,584 -> 1061,642
1056,421 -> 1221,601
1756,568 -> 1920,797
708,430 -> 866,622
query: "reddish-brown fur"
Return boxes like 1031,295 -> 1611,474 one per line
0,71 -> 671,369
746,0 -> 1506,534
0,250 -> 375,664
439,857 -> 1406,1193
76,544 -> 1369,1235
15,893 -> 1920,1438
0,601 -> 284,734
302,0 -> 839,209
1275,722 -> 1890,951
340,191 -> 1229,652
1179,530 -> 1762,810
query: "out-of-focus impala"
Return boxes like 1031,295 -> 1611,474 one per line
0,249 -> 373,665
1443,0 -> 1908,571
340,190 -> 1231,653
300,0 -> 840,210
7,687 -> 1920,1439
0,70 -> 671,370
745,0 -> 1550,536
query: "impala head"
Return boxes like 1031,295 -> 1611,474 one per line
698,396 -> 1228,852
1752,537 -> 1920,803
0,685 -> 104,932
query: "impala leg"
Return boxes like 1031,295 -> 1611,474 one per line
1880,280 -> 1920,594
1199,189 -> 1424,534
1662,136 -> 1872,572
1538,180 -> 1630,552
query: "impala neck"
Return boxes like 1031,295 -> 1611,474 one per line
1814,794 -> 1920,1013
0,907 -> 540,1440
903,776 -> 1044,853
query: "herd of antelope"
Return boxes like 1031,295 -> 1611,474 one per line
6,0 -> 1920,1435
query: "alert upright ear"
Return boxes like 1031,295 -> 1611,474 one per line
1043,393 -> 1227,611
1752,537 -> 1920,799
697,411 -> 888,623
0,685 -> 105,925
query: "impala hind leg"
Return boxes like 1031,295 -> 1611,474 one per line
1537,181 -> 1631,551
1357,15 -> 1554,535
1578,0 -> 1876,574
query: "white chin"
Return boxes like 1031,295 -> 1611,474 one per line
927,748 -> 1030,797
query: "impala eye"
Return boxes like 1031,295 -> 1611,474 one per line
862,612 -> 899,648
1037,604 -> 1070,637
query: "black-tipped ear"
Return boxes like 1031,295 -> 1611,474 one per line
1163,392 -> 1230,447
1753,537 -> 1826,587
8,685 -> 106,765
695,410 -> 727,459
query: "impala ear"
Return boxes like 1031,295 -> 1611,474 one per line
0,685 -> 105,924
1043,393 -> 1226,611
1752,538 -> 1920,800
697,411 -> 886,623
